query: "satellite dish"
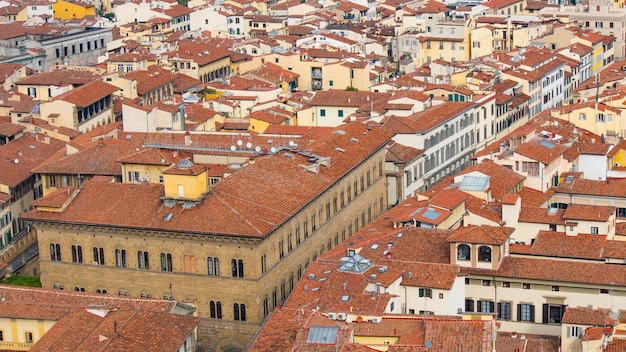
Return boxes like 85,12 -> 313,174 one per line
255,146 -> 261,153
14,159 -> 19,164
236,140 -> 243,146
270,147 -> 277,153
246,142 -> 252,149
289,140 -> 295,146
230,145 -> 236,151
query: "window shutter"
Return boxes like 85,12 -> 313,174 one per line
497,303 -> 502,319
530,305 -> 535,322
466,299 -> 474,312
477,300 -> 482,313
517,304 -> 522,321
561,305 -> 567,322
419,288 -> 424,297
542,304 -> 548,324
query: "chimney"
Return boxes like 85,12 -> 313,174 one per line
44,133 -> 50,144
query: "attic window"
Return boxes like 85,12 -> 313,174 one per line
341,295 -> 350,302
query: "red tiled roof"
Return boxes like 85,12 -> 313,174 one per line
562,306 -> 614,326
53,80 -> 119,108
447,225 -> 513,245
382,102 -> 474,134
0,133 -> 65,188
32,139 -> 135,176
23,123 -> 393,238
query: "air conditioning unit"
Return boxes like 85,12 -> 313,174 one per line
372,317 -> 382,323
457,308 -> 463,314
337,313 -> 347,320
328,312 -> 337,320
93,261 -> 99,265
137,177 -> 144,182
144,177 -> 150,182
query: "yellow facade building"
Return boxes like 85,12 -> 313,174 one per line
52,0 -> 95,20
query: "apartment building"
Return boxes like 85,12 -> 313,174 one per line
540,0 -> 626,58
22,122 -> 393,351
383,101 -> 479,191
38,80 -> 118,132
497,48 -> 567,117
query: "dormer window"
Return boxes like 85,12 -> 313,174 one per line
457,244 -> 470,261
478,246 -> 491,262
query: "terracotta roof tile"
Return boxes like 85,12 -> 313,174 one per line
385,142 -> 424,163
463,256 -> 626,287
562,203 -> 615,222
52,80 -> 119,108
562,306 -> 614,326
382,102 -> 474,134
513,138 -> 568,164
447,225 -> 513,245
30,309 -> 200,352
33,139 -> 135,176
23,123 -> 393,238
0,133 -> 65,188
514,231 -> 607,260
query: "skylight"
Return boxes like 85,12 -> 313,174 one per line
459,175 -> 490,192
422,208 -> 441,221
338,253 -> 372,274
539,140 -> 555,149
306,326 -> 339,344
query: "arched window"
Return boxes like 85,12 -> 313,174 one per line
234,303 -> 246,321
457,244 -> 471,261
71,245 -> 83,263
50,243 -> 61,261
479,246 -> 492,262
208,257 -> 220,276
93,247 -> 104,265
161,253 -> 173,271
138,251 -> 149,269
210,301 -> 222,319
231,259 -> 244,278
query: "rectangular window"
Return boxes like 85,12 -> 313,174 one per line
320,109 -> 326,117
498,302 -> 511,320
518,304 -> 535,322
600,289 -> 610,294
568,326 -> 583,338
482,280 -> 490,286
465,299 -> 474,312
543,304 -> 565,324
522,283 -> 530,289
329,80 -> 334,86
502,282 -> 510,287
591,226 -> 599,234
25,332 -> 33,343
419,288 -> 433,298
551,285 -> 559,292
338,110 -> 344,117
478,300 -> 494,313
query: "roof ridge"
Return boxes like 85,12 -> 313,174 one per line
211,191 -> 264,236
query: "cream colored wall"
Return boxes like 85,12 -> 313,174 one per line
122,104 -> 157,133
39,100 -> 75,130
466,277 -> 626,336
470,27 -> 494,59
105,76 -> 138,99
